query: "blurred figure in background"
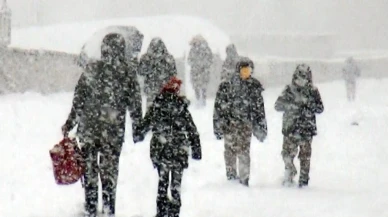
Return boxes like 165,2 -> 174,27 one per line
221,44 -> 239,82
342,57 -> 361,102
188,35 -> 213,107
204,51 -> 223,99
139,37 -> 177,108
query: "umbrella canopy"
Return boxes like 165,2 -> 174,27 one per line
78,25 -> 144,67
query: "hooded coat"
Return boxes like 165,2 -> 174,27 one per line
138,38 -> 177,96
136,77 -> 201,169
213,57 -> 267,141
275,64 -> 324,138
188,37 -> 213,87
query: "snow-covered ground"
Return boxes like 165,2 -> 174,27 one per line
1,78 -> 387,217
10,15 -> 231,59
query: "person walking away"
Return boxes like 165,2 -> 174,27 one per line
221,44 -> 239,82
135,76 -> 201,217
188,35 -> 213,107
139,37 -> 177,108
62,33 -> 143,217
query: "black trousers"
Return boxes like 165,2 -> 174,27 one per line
156,164 -> 184,217
82,141 -> 121,217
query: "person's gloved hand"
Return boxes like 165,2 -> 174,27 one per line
153,162 -> 158,169
253,128 -> 267,143
151,158 -> 160,169
192,147 -> 202,160
61,124 -> 69,137
133,132 -> 144,144
286,103 -> 300,111
214,132 -> 223,140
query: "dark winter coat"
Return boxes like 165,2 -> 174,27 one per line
65,33 -> 143,146
275,66 -> 324,138
221,44 -> 239,81
138,38 -> 177,96
188,39 -> 213,86
137,92 -> 202,169
213,58 -> 267,141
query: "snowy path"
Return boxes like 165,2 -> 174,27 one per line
1,79 -> 388,217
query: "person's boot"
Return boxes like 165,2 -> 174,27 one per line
282,167 -> 297,186
83,207 -> 97,217
226,169 -> 237,181
156,198 -> 169,217
84,193 -> 98,217
102,205 -> 115,217
239,178 -> 249,187
102,195 -> 109,215
282,157 -> 297,186
298,179 -> 309,188
299,159 -> 310,188
101,188 -> 116,216
168,201 -> 181,217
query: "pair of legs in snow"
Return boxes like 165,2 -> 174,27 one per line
345,80 -> 357,102
81,135 -> 122,217
223,124 -> 252,186
191,72 -> 209,107
282,135 -> 312,187
155,164 -> 183,217
223,125 -> 312,188
194,86 -> 207,107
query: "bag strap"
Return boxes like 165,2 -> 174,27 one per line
80,176 -> 85,188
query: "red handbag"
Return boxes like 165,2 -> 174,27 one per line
49,137 -> 85,185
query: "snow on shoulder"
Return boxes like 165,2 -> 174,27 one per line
11,15 -> 231,58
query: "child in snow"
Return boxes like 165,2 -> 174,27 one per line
134,76 -> 202,217
275,64 -> 324,187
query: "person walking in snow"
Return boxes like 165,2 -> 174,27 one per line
211,51 -> 223,82
213,57 -> 267,186
62,33 -> 143,217
221,44 -> 240,82
342,57 -> 361,102
275,64 -> 324,188
135,76 -> 202,217
188,35 -> 213,107
138,37 -> 177,108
